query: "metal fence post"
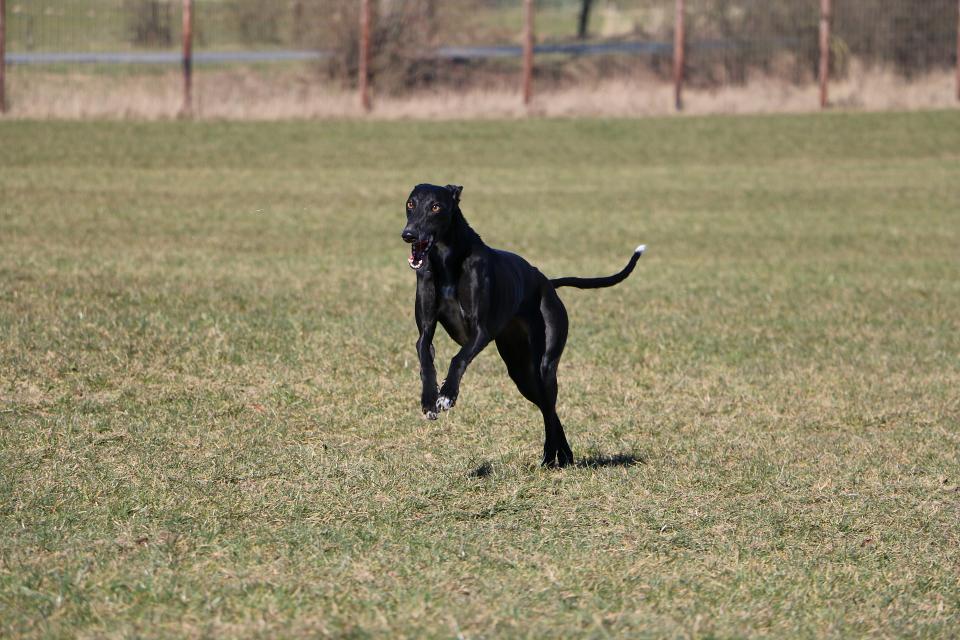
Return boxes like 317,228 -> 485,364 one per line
673,0 -> 685,111
181,0 -> 193,116
819,0 -> 831,109
0,0 -> 7,114
956,0 -> 959,102
523,0 -> 534,106
359,0 -> 372,111
577,0 -> 593,40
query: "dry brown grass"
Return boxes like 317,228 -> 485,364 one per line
5,65 -> 958,120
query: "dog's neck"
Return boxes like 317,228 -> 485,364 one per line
434,207 -> 482,265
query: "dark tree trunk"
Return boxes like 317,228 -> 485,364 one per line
577,0 -> 594,40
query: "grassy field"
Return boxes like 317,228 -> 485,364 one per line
4,0 -> 607,52
1,111 -> 959,638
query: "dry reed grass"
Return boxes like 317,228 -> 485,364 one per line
4,65 -> 958,120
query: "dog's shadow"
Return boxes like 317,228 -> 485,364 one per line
468,461 -> 495,478
467,452 -> 644,477
575,452 -> 645,468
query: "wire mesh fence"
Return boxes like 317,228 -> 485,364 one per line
1,0 -> 958,118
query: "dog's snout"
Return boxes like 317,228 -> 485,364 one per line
401,229 -> 417,243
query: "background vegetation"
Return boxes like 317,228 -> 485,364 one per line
2,111 -> 959,637
5,0 -> 958,92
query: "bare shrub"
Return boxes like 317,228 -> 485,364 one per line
651,0 -> 956,86
834,0 -> 957,78
293,0 -> 480,94
125,0 -> 174,48
229,0 -> 285,46
682,0 -> 819,86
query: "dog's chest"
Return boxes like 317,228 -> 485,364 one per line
433,245 -> 470,344
436,283 -> 469,345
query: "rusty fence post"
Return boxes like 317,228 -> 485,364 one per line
0,0 -> 7,114
819,0 -> 831,109
522,0 -> 534,106
673,0 -> 685,111
180,0 -> 193,116
359,0 -> 372,111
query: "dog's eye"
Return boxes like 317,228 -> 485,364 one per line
431,203 -> 441,213
406,200 -> 414,210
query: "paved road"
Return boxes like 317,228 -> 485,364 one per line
8,50 -> 329,65
8,39 -> 752,65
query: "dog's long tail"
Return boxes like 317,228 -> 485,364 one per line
550,245 -> 646,290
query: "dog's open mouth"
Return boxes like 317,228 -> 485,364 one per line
408,238 -> 433,270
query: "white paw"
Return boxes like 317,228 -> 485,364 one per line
437,396 -> 454,411
422,410 -> 438,421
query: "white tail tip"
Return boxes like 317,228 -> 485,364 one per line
635,244 -> 646,255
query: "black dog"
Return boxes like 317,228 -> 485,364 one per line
401,184 -> 644,467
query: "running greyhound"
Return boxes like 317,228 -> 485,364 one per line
401,183 -> 645,467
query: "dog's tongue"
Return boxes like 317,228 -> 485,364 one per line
408,240 -> 430,269
412,240 -> 428,260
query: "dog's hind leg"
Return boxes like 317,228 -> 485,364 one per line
539,287 -> 573,467
496,298 -> 573,467
495,320 -> 558,466
495,321 -> 543,406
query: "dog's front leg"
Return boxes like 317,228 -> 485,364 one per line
417,324 -> 439,419
415,280 -> 440,420
437,265 -> 493,411
437,328 -> 492,411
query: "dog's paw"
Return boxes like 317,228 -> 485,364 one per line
436,395 -> 455,411
421,389 -> 439,419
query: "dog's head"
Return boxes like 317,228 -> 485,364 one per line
401,183 -> 463,270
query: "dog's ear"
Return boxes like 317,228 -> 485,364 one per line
445,184 -> 463,204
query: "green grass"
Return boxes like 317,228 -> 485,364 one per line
5,0 -> 597,53
2,111 -> 960,638
6,0 -> 134,52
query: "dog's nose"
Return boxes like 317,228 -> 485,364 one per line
401,229 -> 417,243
